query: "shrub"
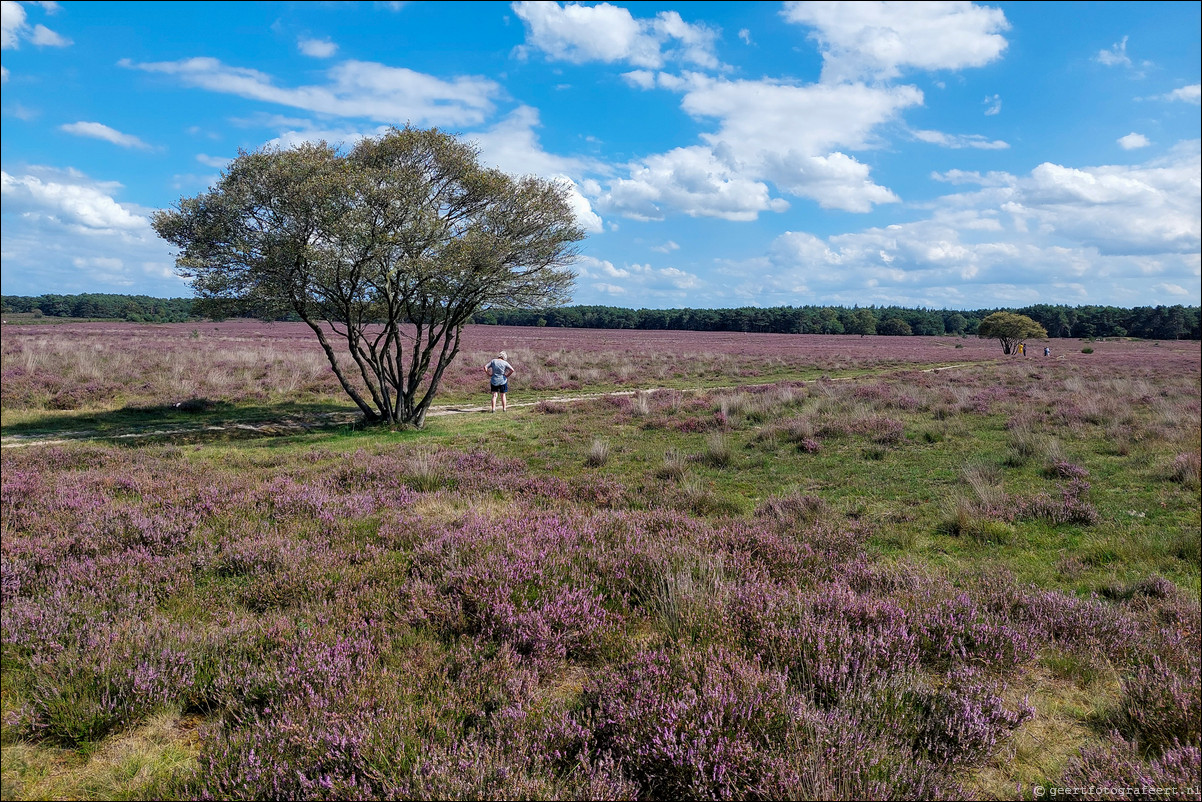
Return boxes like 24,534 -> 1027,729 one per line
1058,737 -> 1201,799
1168,452 -> 1201,490
908,668 -> 1034,766
1014,479 -> 1099,526
1116,654 -> 1202,753
1045,460 -> 1089,480
1082,347 -> 1094,354
754,491 -> 828,527
580,647 -> 796,800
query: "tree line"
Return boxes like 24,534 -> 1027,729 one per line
474,303 -> 1201,340
3,294 -> 1198,340
1,293 -> 194,323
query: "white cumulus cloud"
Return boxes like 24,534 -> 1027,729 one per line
0,165 -> 186,295
1162,84 -> 1201,104
29,21 -> 66,45
1,167 -> 148,230
1,0 -> 69,49
1118,132 -> 1150,150
602,75 -> 921,219
782,1 -> 1010,83
122,56 -> 502,128
600,145 -> 788,222
749,142 -> 1201,308
60,121 -> 152,149
1,0 -> 24,48
512,1 -> 720,69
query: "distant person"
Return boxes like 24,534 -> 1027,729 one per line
1044,346 -> 1051,357
484,351 -> 514,412
1018,342 -> 1025,356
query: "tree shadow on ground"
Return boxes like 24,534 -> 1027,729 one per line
1,399 -> 365,443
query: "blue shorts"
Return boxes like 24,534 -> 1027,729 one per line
490,383 -> 508,394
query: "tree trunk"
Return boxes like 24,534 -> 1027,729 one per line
300,315 -> 380,421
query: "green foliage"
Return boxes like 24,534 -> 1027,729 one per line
844,308 -> 878,337
472,304 -> 1200,340
977,312 -> 1048,354
0,294 -> 194,323
877,317 -> 913,337
151,126 -> 585,426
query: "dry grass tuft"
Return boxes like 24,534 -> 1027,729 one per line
655,448 -> 687,480
585,438 -> 611,467
703,432 -> 733,467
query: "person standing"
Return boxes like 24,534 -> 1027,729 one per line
484,351 -> 514,412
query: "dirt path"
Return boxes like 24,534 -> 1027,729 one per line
0,363 -> 981,449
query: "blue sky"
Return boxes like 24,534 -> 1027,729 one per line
2,1 -> 1199,310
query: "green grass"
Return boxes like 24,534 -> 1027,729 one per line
177,376 -> 1199,598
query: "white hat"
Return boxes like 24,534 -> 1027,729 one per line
498,351 -> 507,359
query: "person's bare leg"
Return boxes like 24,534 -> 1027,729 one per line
491,391 -> 498,412
501,392 -> 507,411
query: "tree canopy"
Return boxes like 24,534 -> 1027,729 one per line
152,126 -> 585,426
977,311 -> 1048,354
5,294 -> 1199,341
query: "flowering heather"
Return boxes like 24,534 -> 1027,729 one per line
1046,460 -> 1090,480
2,326 -> 1199,800
907,667 -> 1034,766
576,647 -> 960,800
1057,737 -> 1201,800
3,433 -> 1196,798
945,479 -> 1100,534
1118,654 -> 1202,754
0,321 -> 1012,412
15,320 -> 1196,417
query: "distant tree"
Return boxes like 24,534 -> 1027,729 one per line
844,309 -> 877,338
878,317 -> 912,336
977,311 -> 1047,354
945,312 -> 968,336
153,126 -> 584,427
906,310 -> 945,336
816,308 -> 844,334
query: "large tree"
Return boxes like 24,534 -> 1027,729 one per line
844,309 -> 877,338
152,126 -> 585,427
977,311 -> 1047,354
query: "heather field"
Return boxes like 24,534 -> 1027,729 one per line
1,321 -> 1200,800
